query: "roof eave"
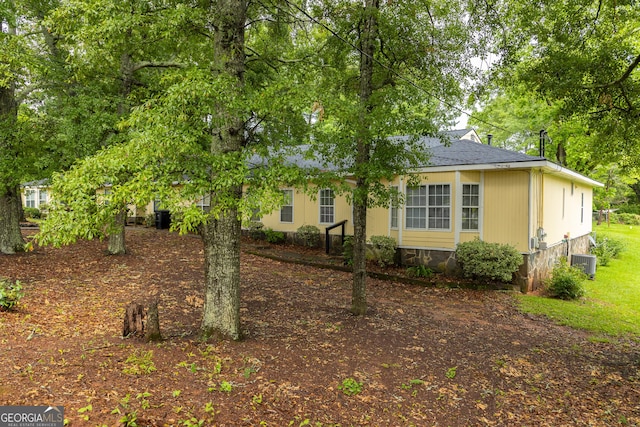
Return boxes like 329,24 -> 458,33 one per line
411,160 -> 604,188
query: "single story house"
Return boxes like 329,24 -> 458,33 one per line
20,130 -> 602,290
255,129 -> 603,291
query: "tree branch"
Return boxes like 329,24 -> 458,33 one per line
586,53 -> 640,89
131,61 -> 185,72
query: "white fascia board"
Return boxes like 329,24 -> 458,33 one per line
539,162 -> 604,187
411,160 -> 603,188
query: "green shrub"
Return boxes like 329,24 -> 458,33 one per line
455,238 -> 522,283
591,234 -> 625,266
23,207 -> 41,219
263,228 -> 285,244
0,278 -> 24,311
296,225 -> 320,247
145,213 -> 156,227
615,204 -> 640,215
545,258 -> 586,300
406,265 -> 434,278
368,235 -> 397,267
247,221 -> 264,240
342,236 -> 354,266
616,213 -> 640,225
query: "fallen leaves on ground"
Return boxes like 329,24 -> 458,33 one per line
0,228 -> 638,426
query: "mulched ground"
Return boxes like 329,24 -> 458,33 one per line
0,227 -> 638,426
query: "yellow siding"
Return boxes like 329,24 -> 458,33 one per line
483,170 -> 529,252
459,171 -> 481,183
257,168 -> 594,254
458,232 -> 480,244
367,205 -> 391,238
402,229 -> 455,249
259,188 -> 355,235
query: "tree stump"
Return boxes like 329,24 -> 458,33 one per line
145,298 -> 162,342
122,300 -> 162,341
122,302 -> 145,338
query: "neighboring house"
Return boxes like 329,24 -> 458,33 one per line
256,129 -> 603,291
20,179 -> 51,211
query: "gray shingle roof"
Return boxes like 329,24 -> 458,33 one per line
424,138 -> 545,167
248,130 -> 546,172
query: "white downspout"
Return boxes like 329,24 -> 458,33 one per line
479,171 -> 484,241
528,170 -> 533,253
455,171 -> 461,245
398,176 -> 404,247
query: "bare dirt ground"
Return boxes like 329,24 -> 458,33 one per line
0,228 -> 638,427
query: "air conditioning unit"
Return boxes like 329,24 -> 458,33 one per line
571,254 -> 596,279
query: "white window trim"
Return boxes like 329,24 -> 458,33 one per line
196,193 -> 211,210
405,182 -> 452,231
460,183 -> 481,232
38,190 -> 48,207
405,184 -> 427,230
280,188 -> 294,223
318,188 -> 335,224
389,185 -> 399,230
25,189 -> 37,208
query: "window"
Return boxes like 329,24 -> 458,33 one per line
196,194 -> 211,211
103,188 -> 112,206
428,184 -> 450,229
39,190 -> 48,207
581,193 -> 585,223
406,184 -> 451,230
319,189 -> 334,224
390,186 -> 399,229
25,189 -> 36,208
406,186 -> 427,229
280,189 -> 293,223
461,184 -> 479,231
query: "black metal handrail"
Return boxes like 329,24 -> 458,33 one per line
325,219 -> 348,254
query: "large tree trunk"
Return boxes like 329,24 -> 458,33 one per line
351,0 -> 379,316
107,209 -> 126,255
200,0 -> 246,340
0,186 -> 25,254
0,39 -> 24,254
201,206 -> 242,340
629,181 -> 640,205
351,198 -> 368,315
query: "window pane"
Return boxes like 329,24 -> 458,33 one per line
427,185 -> 450,230
281,206 -> 293,222
461,184 -> 479,230
280,190 -> 294,222
391,207 -> 398,228
25,190 -> 36,208
319,189 -> 334,223
406,186 -> 427,229
282,190 -> 293,205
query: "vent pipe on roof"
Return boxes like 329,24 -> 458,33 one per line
487,134 -> 493,146
539,130 -> 547,157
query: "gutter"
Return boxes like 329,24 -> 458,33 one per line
411,160 -> 603,188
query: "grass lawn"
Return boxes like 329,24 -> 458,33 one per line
518,222 -> 640,340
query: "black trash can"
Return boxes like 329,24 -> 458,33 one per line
155,210 -> 171,229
